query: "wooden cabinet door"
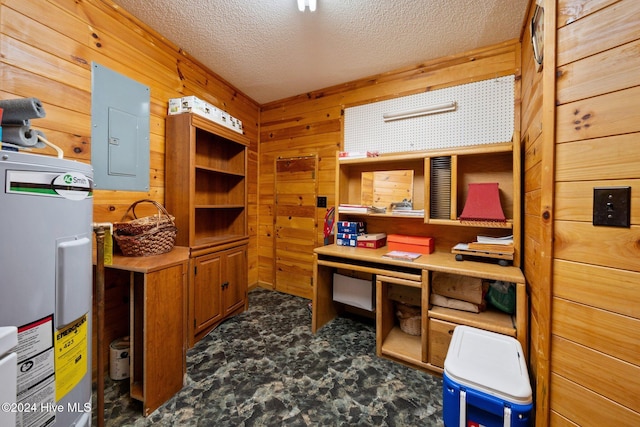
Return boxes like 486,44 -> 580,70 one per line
193,253 -> 223,334
427,318 -> 456,369
223,245 -> 247,316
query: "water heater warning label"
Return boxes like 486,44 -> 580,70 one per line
16,315 -> 56,427
54,315 -> 88,402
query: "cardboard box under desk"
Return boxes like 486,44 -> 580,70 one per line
333,272 -> 374,311
387,234 -> 434,254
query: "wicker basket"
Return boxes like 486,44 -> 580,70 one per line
396,302 -> 421,336
113,199 -> 177,257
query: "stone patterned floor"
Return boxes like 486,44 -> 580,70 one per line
94,287 -> 444,426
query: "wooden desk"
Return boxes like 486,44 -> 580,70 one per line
106,247 -> 189,416
313,245 -> 527,372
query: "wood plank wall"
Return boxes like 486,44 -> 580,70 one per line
5,1 -> 638,423
527,0 -> 640,425
521,3 -> 550,422
259,41 -> 522,297
551,0 -> 640,424
520,0 -> 548,423
0,0 -> 260,375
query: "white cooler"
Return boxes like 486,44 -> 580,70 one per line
443,326 -> 533,427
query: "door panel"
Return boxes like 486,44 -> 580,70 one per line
224,246 -> 247,315
275,156 -> 318,299
193,254 -> 222,333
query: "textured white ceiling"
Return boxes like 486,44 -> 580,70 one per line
112,0 -> 529,104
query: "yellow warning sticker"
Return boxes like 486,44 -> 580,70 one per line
104,226 -> 113,266
54,315 -> 88,402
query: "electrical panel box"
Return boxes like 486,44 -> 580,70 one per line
91,62 -> 150,191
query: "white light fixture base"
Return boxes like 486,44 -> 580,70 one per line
297,0 -> 317,12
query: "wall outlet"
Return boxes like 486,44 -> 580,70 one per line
593,186 -> 631,227
317,196 -> 327,208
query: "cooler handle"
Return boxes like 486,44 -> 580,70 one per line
503,406 -> 511,427
459,387 -> 513,427
459,390 -> 466,427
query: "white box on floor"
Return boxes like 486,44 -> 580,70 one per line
332,273 -> 374,311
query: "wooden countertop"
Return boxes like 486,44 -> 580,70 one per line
98,246 -> 190,273
314,244 -> 524,283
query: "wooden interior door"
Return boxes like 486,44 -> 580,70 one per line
274,156 -> 318,299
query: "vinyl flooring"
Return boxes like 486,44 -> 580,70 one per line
94,287 -> 444,426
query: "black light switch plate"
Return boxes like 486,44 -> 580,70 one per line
593,186 -> 631,227
317,196 -> 327,208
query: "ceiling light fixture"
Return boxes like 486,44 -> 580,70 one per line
297,0 -> 317,12
383,101 -> 457,122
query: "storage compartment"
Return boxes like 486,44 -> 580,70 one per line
194,207 -> 245,247
443,326 -> 532,427
456,151 -> 514,221
336,155 -> 425,211
195,168 -> 245,206
333,272 -> 374,311
387,283 -> 421,306
430,272 -> 488,313
194,129 -> 246,173
387,234 -> 434,254
376,275 -> 425,367
431,272 -> 485,304
395,302 -> 421,336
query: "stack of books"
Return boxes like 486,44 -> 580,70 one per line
391,208 -> 424,217
452,234 -> 514,262
338,204 -> 388,214
467,235 -> 514,254
338,204 -> 372,214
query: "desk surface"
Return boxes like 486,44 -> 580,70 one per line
105,246 -> 190,273
314,244 -> 524,283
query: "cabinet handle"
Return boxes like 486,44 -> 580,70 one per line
221,281 -> 229,289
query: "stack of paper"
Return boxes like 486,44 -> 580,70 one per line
382,250 -> 422,261
467,235 -> 514,253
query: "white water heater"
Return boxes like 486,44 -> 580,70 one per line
0,151 -> 93,427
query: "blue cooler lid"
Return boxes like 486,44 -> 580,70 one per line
443,325 -> 532,405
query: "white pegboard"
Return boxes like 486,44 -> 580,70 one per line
344,75 -> 514,153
